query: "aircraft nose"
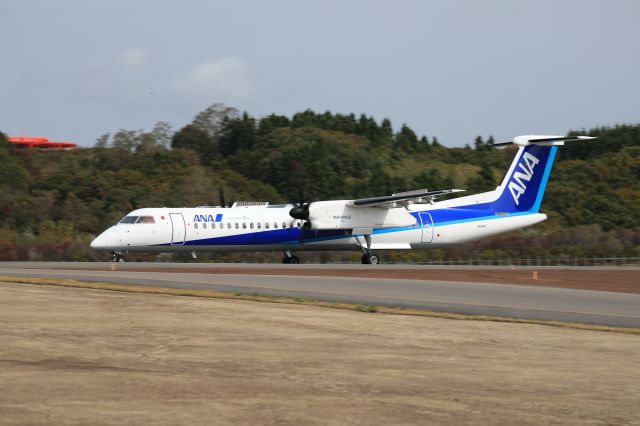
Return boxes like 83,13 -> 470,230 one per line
90,233 -> 106,249
90,228 -> 115,250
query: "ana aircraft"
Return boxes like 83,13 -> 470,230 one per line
90,135 -> 594,264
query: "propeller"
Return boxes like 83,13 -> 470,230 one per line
218,186 -> 236,207
289,202 -> 310,221
289,189 -> 311,221
218,186 -> 226,208
288,190 -> 312,242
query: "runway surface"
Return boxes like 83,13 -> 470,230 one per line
1,262 -> 639,328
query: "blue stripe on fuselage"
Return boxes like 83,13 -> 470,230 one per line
162,207 -> 535,247
178,227 -> 350,246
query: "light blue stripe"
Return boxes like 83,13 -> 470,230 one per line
432,211 -> 535,227
530,145 -> 557,212
275,211 -> 540,245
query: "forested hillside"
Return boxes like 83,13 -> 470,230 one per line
1,104 -> 638,262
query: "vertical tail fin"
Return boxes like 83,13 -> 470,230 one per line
491,144 -> 557,213
490,135 -> 595,213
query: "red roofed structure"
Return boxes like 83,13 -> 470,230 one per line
8,136 -> 77,149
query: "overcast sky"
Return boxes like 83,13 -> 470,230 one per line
1,0 -> 639,147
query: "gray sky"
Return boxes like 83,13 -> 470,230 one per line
1,0 -> 639,147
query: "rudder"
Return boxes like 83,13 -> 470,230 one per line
491,144 -> 558,213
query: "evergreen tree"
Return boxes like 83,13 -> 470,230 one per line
171,125 -> 216,164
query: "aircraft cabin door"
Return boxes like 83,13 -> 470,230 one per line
419,211 -> 434,243
169,213 -> 186,245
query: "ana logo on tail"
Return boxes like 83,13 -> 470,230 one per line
508,152 -> 540,205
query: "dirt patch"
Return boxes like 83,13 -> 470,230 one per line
1,282 -> 639,425
118,267 -> 640,294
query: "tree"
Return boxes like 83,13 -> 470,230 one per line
0,132 -> 29,188
151,121 -> 173,147
218,112 -> 257,157
94,133 -> 109,148
171,125 -> 215,164
395,124 -> 419,152
192,103 -> 239,139
112,129 -> 139,152
466,161 -> 496,192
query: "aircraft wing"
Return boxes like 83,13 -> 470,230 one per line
347,188 -> 464,208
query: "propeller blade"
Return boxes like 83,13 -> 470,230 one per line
289,203 -> 310,220
218,187 -> 226,207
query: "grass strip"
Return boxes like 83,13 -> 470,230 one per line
2,275 -> 639,336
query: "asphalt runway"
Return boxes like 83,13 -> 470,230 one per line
1,262 -> 639,328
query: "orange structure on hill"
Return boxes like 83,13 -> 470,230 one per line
8,136 -> 77,149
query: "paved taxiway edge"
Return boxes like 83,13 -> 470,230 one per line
2,276 -> 639,335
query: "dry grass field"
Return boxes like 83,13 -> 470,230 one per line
1,281 -> 639,425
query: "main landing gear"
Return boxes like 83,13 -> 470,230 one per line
282,250 -> 300,264
360,252 -> 380,265
112,252 -> 126,263
356,234 -> 380,265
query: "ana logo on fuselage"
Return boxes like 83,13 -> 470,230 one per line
193,214 -> 223,223
508,152 -> 540,205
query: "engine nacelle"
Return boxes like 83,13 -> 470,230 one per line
306,200 -> 416,230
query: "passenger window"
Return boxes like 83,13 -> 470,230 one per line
235,223 -> 239,229
250,223 -> 254,229
194,223 -> 199,229
257,223 -> 262,229
274,222 -> 278,229
289,223 -> 293,229
283,222 -> 287,229
265,223 -> 269,229
227,223 -> 231,229
242,223 -> 247,229
220,223 -> 224,229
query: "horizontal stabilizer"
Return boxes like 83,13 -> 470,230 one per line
493,135 -> 596,148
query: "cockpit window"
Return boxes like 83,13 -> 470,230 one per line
119,215 -> 155,224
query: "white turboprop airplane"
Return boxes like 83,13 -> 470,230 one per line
90,135 -> 595,264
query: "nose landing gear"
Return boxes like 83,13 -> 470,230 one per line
282,250 -> 300,264
112,252 -> 126,263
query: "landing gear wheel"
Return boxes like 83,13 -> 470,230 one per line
282,255 -> 300,264
367,253 -> 380,265
361,252 -> 380,265
113,254 -> 126,263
